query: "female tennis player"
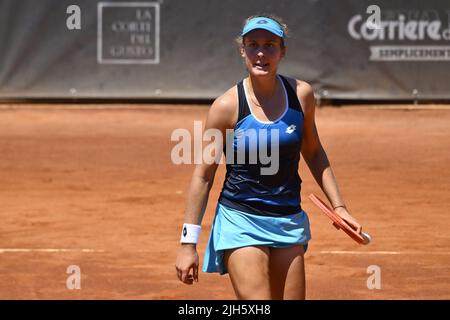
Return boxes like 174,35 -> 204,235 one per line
175,14 -> 364,300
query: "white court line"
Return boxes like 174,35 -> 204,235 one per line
319,251 -> 450,255
0,249 -> 106,253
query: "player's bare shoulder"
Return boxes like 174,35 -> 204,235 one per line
208,86 -> 238,129
295,79 -> 315,116
282,76 -> 315,115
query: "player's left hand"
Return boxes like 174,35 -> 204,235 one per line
334,207 -> 362,234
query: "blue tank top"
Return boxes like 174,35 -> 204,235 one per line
218,75 -> 304,217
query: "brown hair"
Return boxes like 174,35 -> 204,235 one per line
235,14 -> 289,49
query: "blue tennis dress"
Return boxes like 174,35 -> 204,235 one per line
202,75 -> 311,275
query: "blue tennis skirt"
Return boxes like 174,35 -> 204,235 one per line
202,203 -> 311,275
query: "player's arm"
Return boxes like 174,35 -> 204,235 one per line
176,88 -> 237,284
296,80 -> 362,233
182,90 -> 237,229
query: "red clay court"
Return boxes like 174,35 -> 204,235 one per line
0,103 -> 449,299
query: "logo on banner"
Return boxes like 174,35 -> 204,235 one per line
348,9 -> 450,61
97,2 -> 160,64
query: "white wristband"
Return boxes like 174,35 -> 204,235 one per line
180,223 -> 201,244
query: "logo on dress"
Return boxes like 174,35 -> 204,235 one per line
285,124 -> 296,134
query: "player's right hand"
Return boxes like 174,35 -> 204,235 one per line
175,244 -> 199,284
